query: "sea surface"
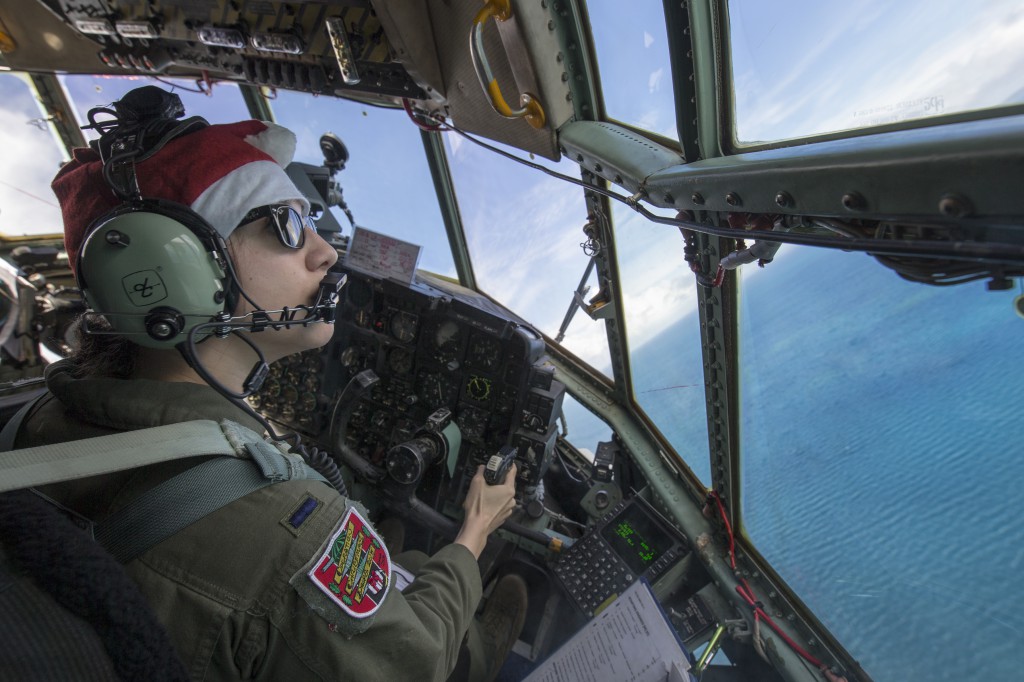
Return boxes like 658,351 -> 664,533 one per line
621,247 -> 1024,681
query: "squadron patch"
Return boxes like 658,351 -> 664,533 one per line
306,506 -> 391,619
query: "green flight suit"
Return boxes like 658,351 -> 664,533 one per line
11,360 -> 485,681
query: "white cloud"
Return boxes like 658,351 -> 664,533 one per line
648,68 -> 664,94
732,1 -> 1024,142
0,100 -> 65,236
643,31 -> 655,49
445,129 -> 464,158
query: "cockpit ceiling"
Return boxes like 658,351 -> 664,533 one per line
0,0 -> 575,159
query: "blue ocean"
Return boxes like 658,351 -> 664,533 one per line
620,247 -> 1024,681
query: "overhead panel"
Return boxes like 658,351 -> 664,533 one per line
1,0 -> 575,160
1,0 -> 428,101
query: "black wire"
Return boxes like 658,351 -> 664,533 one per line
150,75 -> 208,94
177,330 -> 301,451
182,326 -> 268,400
435,119 -> 1024,267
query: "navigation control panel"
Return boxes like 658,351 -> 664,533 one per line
254,266 -> 566,491
553,497 -> 689,616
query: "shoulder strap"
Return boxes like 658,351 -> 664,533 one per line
0,419 -> 244,493
1,413 -> 329,562
96,439 -> 328,563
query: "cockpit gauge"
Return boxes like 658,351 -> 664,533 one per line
457,405 -> 489,439
434,319 -> 459,348
346,277 -> 373,308
354,309 -> 371,328
388,347 -> 414,375
417,369 -> 456,407
339,346 -> 360,367
389,310 -> 418,343
467,334 -> 502,371
465,374 -> 492,402
430,319 -> 462,363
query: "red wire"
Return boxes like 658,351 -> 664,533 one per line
709,490 -> 736,569
712,493 -> 828,671
402,99 -> 447,132
736,579 -> 823,668
711,264 -> 725,287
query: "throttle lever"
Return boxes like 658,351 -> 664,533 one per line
484,444 -> 517,485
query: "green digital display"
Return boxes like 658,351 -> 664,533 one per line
599,503 -> 672,575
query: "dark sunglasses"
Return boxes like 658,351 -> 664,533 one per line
237,204 -> 316,250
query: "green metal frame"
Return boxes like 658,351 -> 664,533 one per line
239,84 -> 276,123
27,73 -> 86,155
419,129 -> 477,290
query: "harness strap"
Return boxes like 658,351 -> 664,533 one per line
0,419 -> 248,493
97,457 -> 274,563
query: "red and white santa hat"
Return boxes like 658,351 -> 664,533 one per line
51,119 -> 309,273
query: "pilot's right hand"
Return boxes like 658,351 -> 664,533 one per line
455,464 -> 517,559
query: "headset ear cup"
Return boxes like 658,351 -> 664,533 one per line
76,200 -> 230,349
144,308 -> 185,342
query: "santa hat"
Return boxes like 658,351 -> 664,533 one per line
51,119 -> 310,273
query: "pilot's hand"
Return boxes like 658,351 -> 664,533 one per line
455,464 -> 517,559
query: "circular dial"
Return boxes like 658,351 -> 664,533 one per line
389,311 -> 419,343
467,334 -> 502,371
417,369 -> 456,407
339,346 -> 360,368
388,347 -> 414,375
432,319 -> 462,363
346,278 -> 373,307
457,405 -> 489,440
354,309 -> 371,328
465,374 -> 492,402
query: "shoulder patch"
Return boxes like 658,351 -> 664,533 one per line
306,506 -> 391,619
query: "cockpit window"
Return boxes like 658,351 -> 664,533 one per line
739,247 -> 1024,678
615,205 -> 710,484
59,75 -> 251,139
268,91 -> 455,278
586,0 -> 678,138
444,136 -> 613,377
726,0 -> 1024,146
0,73 -> 66,236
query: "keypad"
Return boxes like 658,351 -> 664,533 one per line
553,500 -> 686,616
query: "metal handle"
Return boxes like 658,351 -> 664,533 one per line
469,0 -> 546,129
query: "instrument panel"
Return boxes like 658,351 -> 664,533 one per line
253,266 -> 566,491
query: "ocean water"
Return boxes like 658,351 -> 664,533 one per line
627,247 -> 1024,681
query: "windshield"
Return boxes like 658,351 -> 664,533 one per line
614,205 -> 710,484
586,0 -> 677,138
739,246 -> 1024,678
269,91 -> 455,277
0,73 -> 67,236
444,135 -> 612,376
726,0 -> 1024,145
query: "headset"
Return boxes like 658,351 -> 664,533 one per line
76,86 -> 344,397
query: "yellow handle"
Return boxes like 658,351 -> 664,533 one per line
471,0 -> 546,129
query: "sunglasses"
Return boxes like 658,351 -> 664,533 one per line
237,204 -> 317,250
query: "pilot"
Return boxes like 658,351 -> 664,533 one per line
1,90 -> 526,681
